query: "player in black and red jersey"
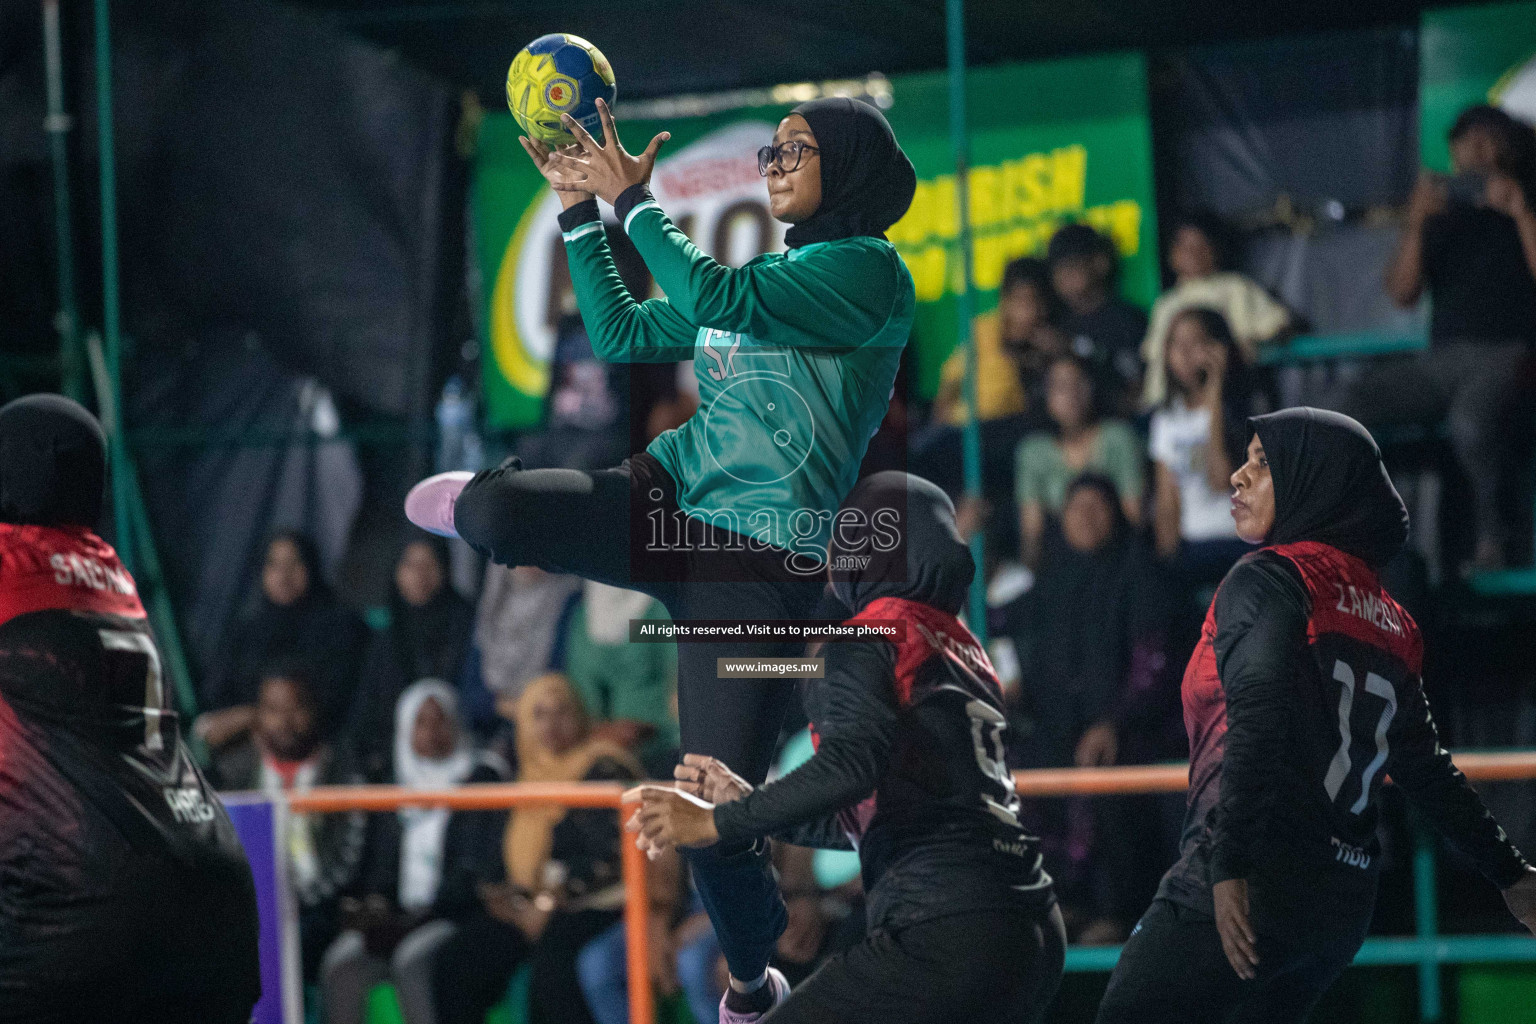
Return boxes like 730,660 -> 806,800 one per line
1096,407 -> 1536,1024
627,472 -> 1063,1024
0,395 -> 259,1023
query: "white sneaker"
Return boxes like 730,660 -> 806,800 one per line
404,471 -> 475,538
718,967 -> 790,1024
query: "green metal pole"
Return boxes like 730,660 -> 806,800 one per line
43,0 -> 85,402
94,0 -> 131,566
1414,824 -> 1443,1022
946,0 -> 987,646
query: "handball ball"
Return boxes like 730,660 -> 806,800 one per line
506,33 -> 617,146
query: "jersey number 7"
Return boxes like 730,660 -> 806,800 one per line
1323,657 -> 1398,815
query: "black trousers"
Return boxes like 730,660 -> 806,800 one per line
453,452 -> 826,981
431,908 -> 620,1024
1095,899 -> 1366,1024
764,906 -> 1066,1024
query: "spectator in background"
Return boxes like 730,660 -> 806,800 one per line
1140,214 -> 1291,409
1048,223 -> 1148,414
196,530 -> 366,750
321,681 -> 508,1024
1373,104 -> 1536,570
431,672 -> 640,1024
913,257 -> 1069,509
577,849 -> 725,1024
1015,355 -> 1144,568
349,534 -> 475,780
565,580 -> 680,778
213,668 -> 371,984
1001,474 -> 1176,941
462,563 -> 583,739
517,313 -> 630,472
1150,309 -> 1256,587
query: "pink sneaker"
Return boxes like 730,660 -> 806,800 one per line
404,471 -> 475,538
718,967 -> 790,1024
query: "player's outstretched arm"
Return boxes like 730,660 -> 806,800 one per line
1386,679 -> 1534,914
550,100 -> 900,352
521,131 -> 695,365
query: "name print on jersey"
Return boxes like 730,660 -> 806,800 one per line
51,552 -> 136,597
1333,580 -> 1405,637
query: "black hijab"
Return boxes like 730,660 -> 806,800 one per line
783,97 -> 917,248
0,394 -> 106,528
829,471 -> 974,616
1249,407 -> 1408,568
386,534 -> 472,683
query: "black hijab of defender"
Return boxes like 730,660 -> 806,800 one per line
0,394 -> 107,528
774,97 -> 918,248
1248,407 -> 1409,569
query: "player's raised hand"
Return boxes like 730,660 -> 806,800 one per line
547,98 -> 670,205
1503,866 -> 1536,935
517,136 -> 592,208
1213,878 -> 1259,980
674,753 -> 753,804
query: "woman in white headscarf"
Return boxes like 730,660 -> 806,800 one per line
320,680 -> 508,1024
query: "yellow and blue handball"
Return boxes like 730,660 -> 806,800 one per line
506,33 -> 617,146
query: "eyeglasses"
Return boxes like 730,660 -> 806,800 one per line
757,140 -> 820,176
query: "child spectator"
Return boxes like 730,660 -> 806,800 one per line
430,673 -> 640,1024
1150,308 -> 1256,586
197,530 -> 366,750
564,580 -> 680,778
213,667 -> 371,984
1001,474 -> 1177,941
1014,355 -> 1144,567
320,680 -> 508,1024
349,535 -> 474,780
1048,223 -> 1148,413
1140,214 -> 1291,408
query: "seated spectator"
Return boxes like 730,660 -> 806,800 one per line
1150,308 -> 1256,586
197,530 -> 366,750
565,580 -> 680,778
431,672 -> 640,1024
1048,223 -> 1149,413
576,849 -> 724,1024
1000,474 -> 1176,940
517,313 -> 629,472
320,680 -> 508,1024
1140,213 -> 1291,408
912,257 -> 1068,504
349,534 -> 474,780
213,667 -> 371,983
1366,104 -> 1536,570
1014,354 -> 1144,567
462,563 -> 583,739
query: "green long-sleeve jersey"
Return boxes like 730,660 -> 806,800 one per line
558,191 -> 914,574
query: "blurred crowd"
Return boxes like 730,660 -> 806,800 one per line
190,103 -> 1536,1024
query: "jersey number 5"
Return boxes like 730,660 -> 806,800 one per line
1323,658 -> 1398,815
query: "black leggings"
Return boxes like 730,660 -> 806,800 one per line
1095,899 -> 1366,1024
765,906 -> 1066,1024
453,452 -> 827,980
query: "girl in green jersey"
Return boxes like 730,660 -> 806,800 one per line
406,96 -> 915,1023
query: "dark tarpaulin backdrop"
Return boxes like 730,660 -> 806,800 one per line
0,0 -> 457,687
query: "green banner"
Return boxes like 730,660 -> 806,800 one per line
1421,1 -> 1536,171
473,52 -> 1157,429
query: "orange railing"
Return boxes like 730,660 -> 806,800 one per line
284,749 -> 1536,1024
287,782 -> 653,1024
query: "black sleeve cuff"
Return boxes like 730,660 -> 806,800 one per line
614,184 -> 654,228
557,198 -> 600,233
